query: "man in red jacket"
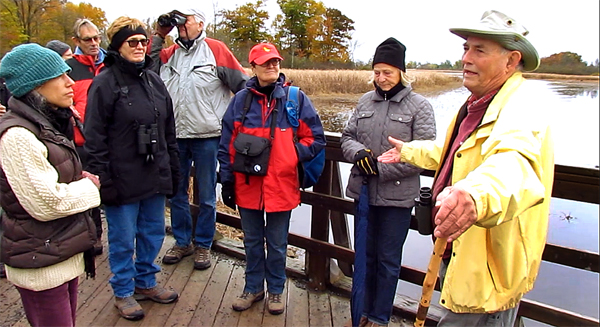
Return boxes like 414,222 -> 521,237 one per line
66,18 -> 107,255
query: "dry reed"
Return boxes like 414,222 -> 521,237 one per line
243,68 -> 463,95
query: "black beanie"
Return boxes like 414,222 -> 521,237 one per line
372,37 -> 406,71
109,26 -> 147,51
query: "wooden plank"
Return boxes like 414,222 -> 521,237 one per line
260,280 -> 294,327
123,254 -> 195,327
213,262 -> 245,327
262,281 -> 289,327
308,290 -> 332,327
162,254 -> 218,327
77,282 -> 120,327
237,285 -> 265,327
190,258 -> 234,326
329,293 -> 351,327
112,236 -> 179,327
286,279 -> 310,327
0,279 -> 26,326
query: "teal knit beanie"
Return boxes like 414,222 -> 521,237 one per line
0,43 -> 71,97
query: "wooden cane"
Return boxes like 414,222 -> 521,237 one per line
414,237 -> 448,327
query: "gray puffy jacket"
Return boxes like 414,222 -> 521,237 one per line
341,86 -> 436,207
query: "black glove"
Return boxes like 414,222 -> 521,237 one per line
353,149 -> 378,176
221,182 -> 236,210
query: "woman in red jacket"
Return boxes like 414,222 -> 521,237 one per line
218,43 -> 325,315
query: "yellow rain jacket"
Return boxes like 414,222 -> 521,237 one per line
401,72 -> 555,313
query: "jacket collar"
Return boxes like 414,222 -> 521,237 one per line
480,71 -> 524,126
175,30 -> 207,52
73,47 -> 107,66
372,85 -> 412,102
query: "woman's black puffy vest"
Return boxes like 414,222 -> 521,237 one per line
0,97 -> 96,268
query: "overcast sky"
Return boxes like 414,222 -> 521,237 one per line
76,0 -> 600,65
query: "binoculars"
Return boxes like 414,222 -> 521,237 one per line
415,187 -> 433,235
138,123 -> 159,163
157,12 -> 187,27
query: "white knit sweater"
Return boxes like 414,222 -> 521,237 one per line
0,126 -> 101,291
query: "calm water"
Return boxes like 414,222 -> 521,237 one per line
288,79 -> 600,322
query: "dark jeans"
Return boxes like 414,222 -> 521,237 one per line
169,137 -> 219,249
361,206 -> 411,325
16,277 -> 79,327
239,208 -> 291,294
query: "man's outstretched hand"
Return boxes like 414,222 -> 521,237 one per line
378,136 -> 404,163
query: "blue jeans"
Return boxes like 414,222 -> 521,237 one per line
361,206 -> 411,325
239,208 -> 291,294
169,137 -> 219,249
105,193 -> 166,298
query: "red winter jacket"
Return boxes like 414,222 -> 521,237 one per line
66,54 -> 106,146
217,74 -> 326,212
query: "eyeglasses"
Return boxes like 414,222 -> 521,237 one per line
80,35 -> 101,43
258,59 -> 280,68
126,39 -> 149,48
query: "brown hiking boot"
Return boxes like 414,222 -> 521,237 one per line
232,290 -> 265,311
267,292 -> 284,315
114,296 -> 144,320
134,285 -> 179,304
344,317 -> 368,327
162,244 -> 194,264
194,247 -> 211,270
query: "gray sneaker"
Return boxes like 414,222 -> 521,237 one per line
194,247 -> 211,270
232,290 -> 265,311
162,244 -> 194,264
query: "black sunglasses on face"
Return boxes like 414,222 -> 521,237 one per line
126,39 -> 149,47
80,35 -> 101,43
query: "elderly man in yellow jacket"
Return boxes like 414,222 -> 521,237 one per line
379,10 -> 554,326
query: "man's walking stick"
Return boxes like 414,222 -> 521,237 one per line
414,237 -> 447,327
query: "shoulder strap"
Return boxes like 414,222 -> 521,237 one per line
240,90 -> 253,125
286,86 -> 301,142
239,90 -> 277,140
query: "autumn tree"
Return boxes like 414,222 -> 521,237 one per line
537,51 -> 599,75
219,0 -> 270,62
312,7 -> 354,64
0,0 -> 106,57
273,0 -> 311,66
273,0 -> 354,68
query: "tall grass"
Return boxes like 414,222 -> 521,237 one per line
244,68 -> 463,95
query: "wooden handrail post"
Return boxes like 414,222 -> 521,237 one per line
306,159 -> 333,290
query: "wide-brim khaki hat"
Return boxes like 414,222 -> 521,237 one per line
450,10 -> 540,71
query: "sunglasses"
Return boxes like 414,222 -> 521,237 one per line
126,39 -> 149,47
258,59 -> 280,68
80,35 -> 101,43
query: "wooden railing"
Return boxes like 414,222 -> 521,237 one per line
202,132 -> 599,327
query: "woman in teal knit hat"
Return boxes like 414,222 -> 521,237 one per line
0,43 -> 101,327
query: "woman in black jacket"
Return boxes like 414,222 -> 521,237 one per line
84,16 -> 180,321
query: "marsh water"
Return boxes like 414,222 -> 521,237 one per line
289,79 -> 600,324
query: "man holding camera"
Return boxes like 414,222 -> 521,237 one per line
150,9 -> 248,270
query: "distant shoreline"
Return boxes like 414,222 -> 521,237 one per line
425,69 -> 599,83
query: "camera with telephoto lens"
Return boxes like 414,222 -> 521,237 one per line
415,187 -> 434,235
137,123 -> 159,163
157,12 -> 187,27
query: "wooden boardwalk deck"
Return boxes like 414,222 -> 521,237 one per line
1,228 -> 411,327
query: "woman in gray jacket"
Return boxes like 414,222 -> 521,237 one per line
341,37 -> 436,327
